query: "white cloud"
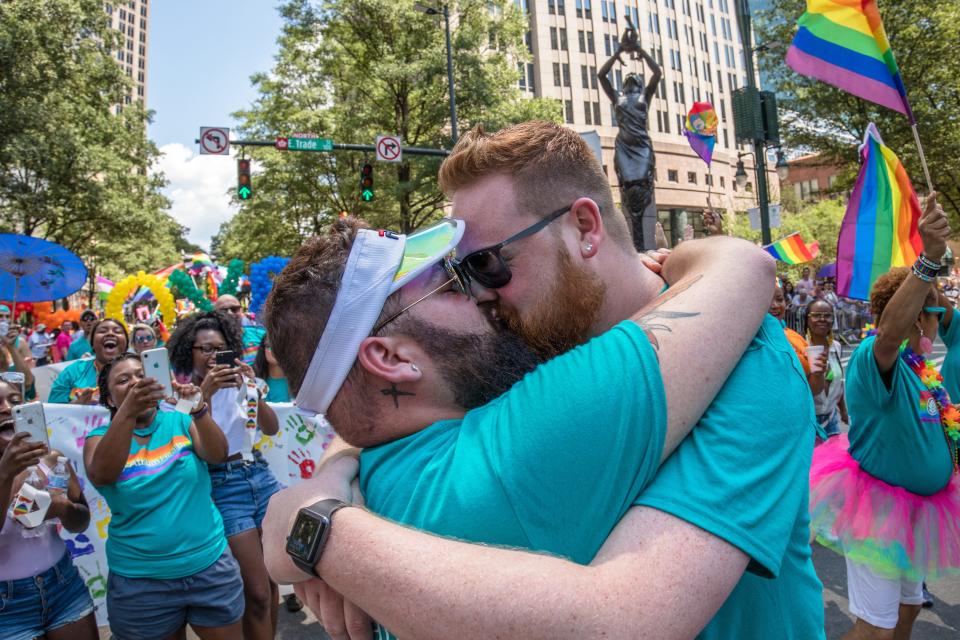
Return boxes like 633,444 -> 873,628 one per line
152,143 -> 238,251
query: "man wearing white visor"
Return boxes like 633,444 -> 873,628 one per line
261,211 -> 784,639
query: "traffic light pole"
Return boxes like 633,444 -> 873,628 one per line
735,0 -> 772,246
196,139 -> 452,157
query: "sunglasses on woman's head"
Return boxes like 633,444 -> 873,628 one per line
452,205 -> 572,289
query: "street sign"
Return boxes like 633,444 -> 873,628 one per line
284,136 -> 333,152
199,127 -> 230,155
376,135 -> 402,163
275,137 -> 288,150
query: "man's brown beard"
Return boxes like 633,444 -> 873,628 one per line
500,249 -> 606,359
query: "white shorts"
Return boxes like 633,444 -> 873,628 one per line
846,557 -> 924,629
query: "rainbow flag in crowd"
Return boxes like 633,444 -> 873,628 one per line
837,123 -> 923,300
153,262 -> 183,282
764,233 -> 820,265
785,0 -> 914,122
95,275 -> 115,293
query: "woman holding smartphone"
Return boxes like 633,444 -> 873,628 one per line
167,311 -> 282,640
0,379 -> 97,640
85,353 -> 242,639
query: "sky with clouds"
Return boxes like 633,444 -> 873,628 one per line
147,1 -> 282,250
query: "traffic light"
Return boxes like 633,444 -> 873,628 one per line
360,163 -> 374,202
237,158 -> 252,200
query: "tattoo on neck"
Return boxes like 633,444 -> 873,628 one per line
381,383 -> 415,408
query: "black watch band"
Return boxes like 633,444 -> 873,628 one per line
287,498 -> 350,578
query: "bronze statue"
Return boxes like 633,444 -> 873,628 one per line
599,18 -> 662,251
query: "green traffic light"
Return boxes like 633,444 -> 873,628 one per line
238,186 -> 252,200
361,189 -> 374,202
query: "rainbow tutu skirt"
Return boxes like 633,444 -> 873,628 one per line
809,434 -> 960,581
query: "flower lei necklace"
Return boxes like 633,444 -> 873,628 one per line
900,342 -> 960,471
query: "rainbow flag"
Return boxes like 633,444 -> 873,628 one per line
764,233 -> 820,264
785,0 -> 914,122
683,102 -> 719,166
837,123 -> 923,300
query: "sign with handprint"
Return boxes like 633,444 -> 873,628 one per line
42,402 -> 336,628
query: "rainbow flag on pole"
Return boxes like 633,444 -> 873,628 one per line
764,233 -> 821,265
837,123 -> 923,300
785,0 -> 914,122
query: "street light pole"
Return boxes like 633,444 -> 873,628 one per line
443,5 -> 458,144
416,3 -> 459,144
734,0 -> 772,245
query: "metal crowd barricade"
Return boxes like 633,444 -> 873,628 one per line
783,298 -> 873,345
784,307 -> 806,335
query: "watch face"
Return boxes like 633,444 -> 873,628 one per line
287,512 -> 324,561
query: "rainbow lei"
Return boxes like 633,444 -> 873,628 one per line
900,344 -> 960,470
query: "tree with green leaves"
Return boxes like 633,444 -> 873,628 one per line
757,0 -> 960,217
0,0 -> 189,279
216,0 -> 560,261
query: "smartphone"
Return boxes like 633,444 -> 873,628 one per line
215,350 -> 239,368
1,371 -> 25,396
140,347 -> 175,399
13,402 -> 48,447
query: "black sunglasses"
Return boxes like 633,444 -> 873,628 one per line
452,205 -> 572,289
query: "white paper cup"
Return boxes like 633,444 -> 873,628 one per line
807,345 -> 825,373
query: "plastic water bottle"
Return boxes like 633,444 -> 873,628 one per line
20,466 -> 47,538
47,457 -> 70,496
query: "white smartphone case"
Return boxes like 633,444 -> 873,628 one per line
14,402 -> 48,447
140,348 -> 175,399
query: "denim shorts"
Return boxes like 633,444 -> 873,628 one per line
817,409 -> 842,438
0,550 -> 95,640
208,451 -> 283,538
106,548 -> 244,640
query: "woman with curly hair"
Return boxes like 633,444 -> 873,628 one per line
166,311 -> 281,640
809,194 -> 960,640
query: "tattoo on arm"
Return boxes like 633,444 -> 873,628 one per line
381,383 -> 415,409
637,275 -> 703,351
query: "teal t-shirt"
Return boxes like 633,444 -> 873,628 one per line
48,358 -> 99,404
65,335 -> 92,360
242,326 -> 266,366
846,336 -> 955,496
938,318 -> 960,402
265,377 -> 290,403
88,411 -> 226,579
633,314 -> 825,639
361,322 -> 666,637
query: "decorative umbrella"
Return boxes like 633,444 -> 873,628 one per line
0,234 -> 88,314
817,263 -> 837,279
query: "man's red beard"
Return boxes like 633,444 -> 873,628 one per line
499,249 -> 606,359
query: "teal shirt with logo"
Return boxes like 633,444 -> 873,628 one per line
88,411 -> 226,579
846,335 -> 955,496
634,314 -> 824,639
938,317 -> 960,403
361,322 -> 666,638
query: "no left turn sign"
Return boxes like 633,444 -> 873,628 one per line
376,135 -> 402,163
199,127 -> 230,155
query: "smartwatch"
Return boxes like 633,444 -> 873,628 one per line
286,498 -> 350,578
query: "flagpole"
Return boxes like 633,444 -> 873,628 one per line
910,123 -> 934,194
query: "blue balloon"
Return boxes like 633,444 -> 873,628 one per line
249,255 -> 290,316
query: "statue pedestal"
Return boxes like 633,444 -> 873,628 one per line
621,184 -> 658,252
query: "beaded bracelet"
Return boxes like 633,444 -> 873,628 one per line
190,403 -> 210,420
913,255 -> 940,278
918,253 -> 941,270
912,264 -> 936,283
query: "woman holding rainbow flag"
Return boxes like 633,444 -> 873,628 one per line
809,193 -> 960,639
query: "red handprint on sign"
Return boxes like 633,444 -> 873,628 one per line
287,448 -> 316,479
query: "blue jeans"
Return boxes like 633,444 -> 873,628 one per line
107,548 -> 243,640
208,451 -> 282,538
0,550 -> 95,640
817,409 -> 842,439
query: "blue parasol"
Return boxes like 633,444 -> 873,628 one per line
817,262 -> 837,279
0,234 -> 88,312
